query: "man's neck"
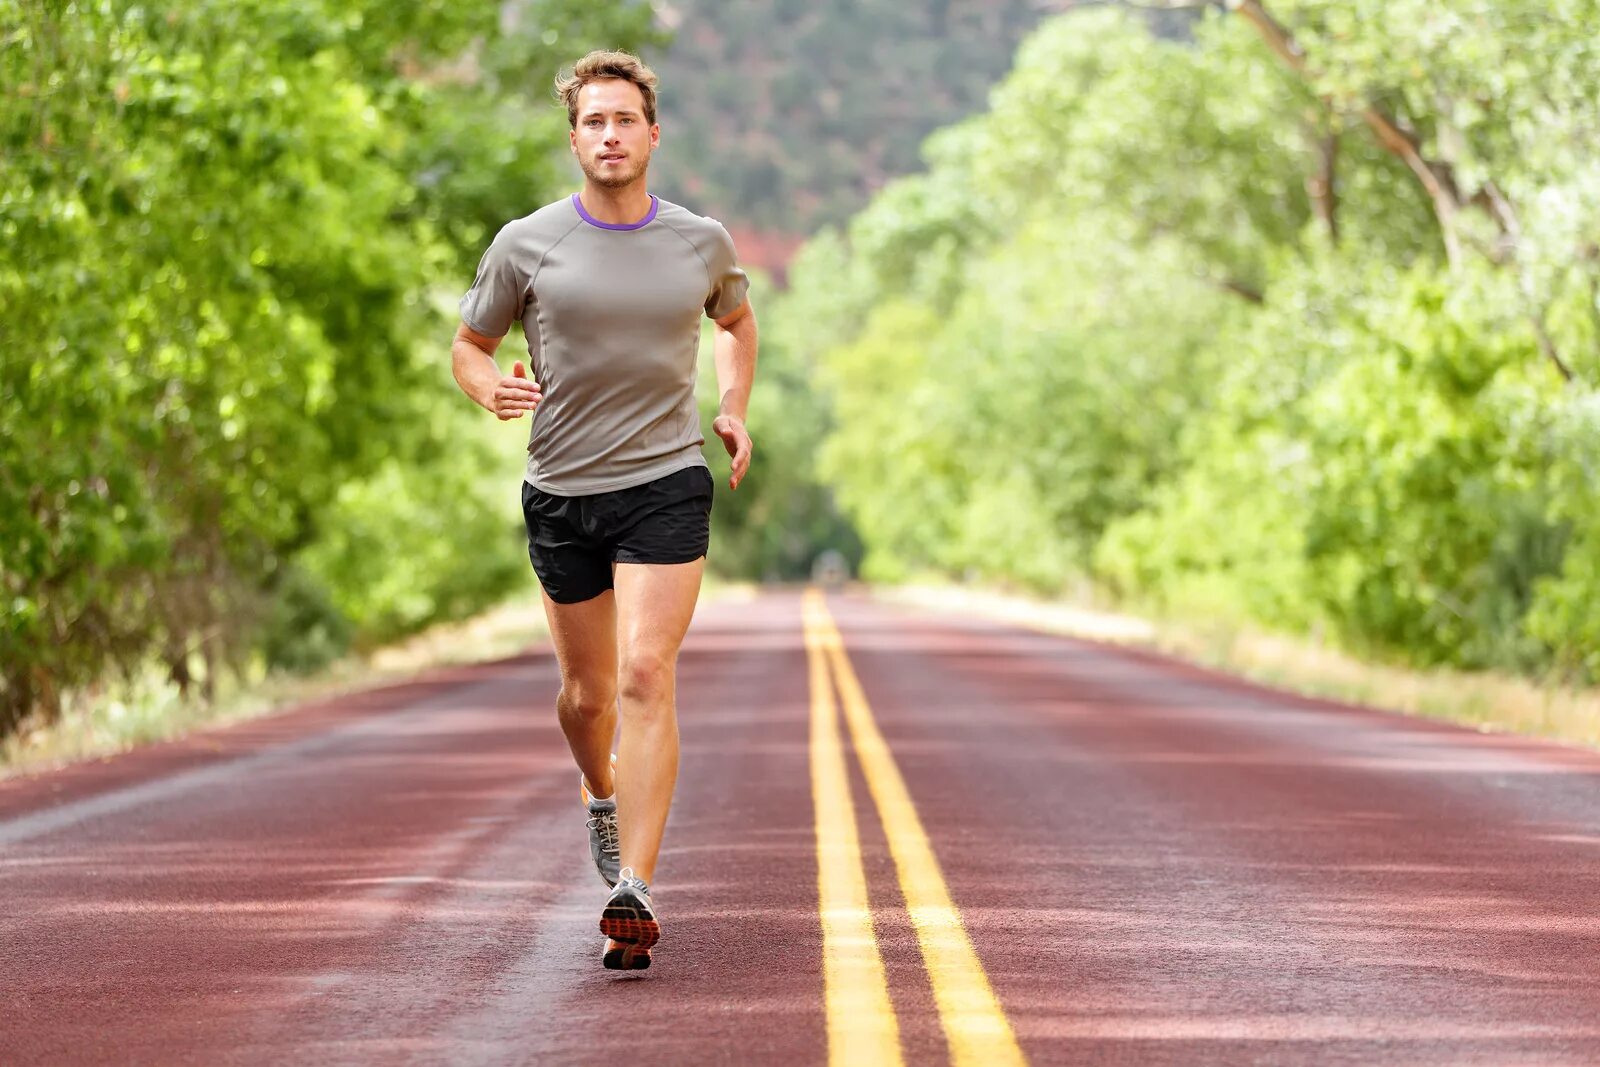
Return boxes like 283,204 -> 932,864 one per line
576,183 -> 654,226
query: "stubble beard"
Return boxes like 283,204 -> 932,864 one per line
581,152 -> 650,190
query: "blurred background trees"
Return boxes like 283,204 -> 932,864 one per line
774,1 -> 1600,681
0,0 -> 660,732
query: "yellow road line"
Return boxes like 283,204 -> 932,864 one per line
804,592 -> 903,1067
811,593 -> 1028,1067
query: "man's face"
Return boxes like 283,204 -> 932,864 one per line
570,79 -> 659,189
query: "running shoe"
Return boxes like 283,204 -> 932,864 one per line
580,755 -> 620,888
599,867 -> 660,951
602,937 -> 652,971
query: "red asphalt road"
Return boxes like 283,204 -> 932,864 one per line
3,589 -> 1600,1065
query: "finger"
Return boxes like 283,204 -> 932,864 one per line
499,380 -> 542,397
513,360 -> 528,379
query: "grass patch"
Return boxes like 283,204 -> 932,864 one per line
1,596 -> 551,781
884,583 -> 1600,750
1,577 -> 758,781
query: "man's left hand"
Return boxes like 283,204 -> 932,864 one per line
712,414 -> 753,490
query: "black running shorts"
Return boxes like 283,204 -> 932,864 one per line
521,465 -> 714,604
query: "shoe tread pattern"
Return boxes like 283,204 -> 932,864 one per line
599,886 -> 660,949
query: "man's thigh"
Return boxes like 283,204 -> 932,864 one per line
613,559 -> 706,665
541,587 -> 618,691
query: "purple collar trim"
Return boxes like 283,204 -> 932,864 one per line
572,193 -> 658,231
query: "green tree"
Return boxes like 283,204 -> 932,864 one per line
783,1 -> 1600,680
0,0 -> 660,734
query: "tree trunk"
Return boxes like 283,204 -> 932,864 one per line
1308,126 -> 1339,245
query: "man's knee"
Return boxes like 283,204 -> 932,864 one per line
618,650 -> 675,710
557,680 -> 617,723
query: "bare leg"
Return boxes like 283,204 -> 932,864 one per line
611,558 -> 705,885
540,588 -> 618,800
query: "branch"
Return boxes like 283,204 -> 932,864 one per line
1113,0 -> 1571,381
1480,181 -> 1575,383
1525,305 -> 1575,384
1470,180 -> 1519,263
1227,0 -> 1467,266
1115,0 -> 1470,264
1306,124 -> 1339,245
1215,277 -> 1266,304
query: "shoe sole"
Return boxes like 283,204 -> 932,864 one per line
599,887 -> 660,949
603,941 -> 652,970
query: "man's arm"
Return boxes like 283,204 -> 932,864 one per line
452,322 -> 542,420
709,298 -> 757,490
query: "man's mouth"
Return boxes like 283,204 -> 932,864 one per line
599,153 -> 626,164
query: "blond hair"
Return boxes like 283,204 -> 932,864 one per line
555,50 -> 659,128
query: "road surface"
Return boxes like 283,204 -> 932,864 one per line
3,589 -> 1600,1065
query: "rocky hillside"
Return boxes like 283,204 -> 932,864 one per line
646,0 -> 1048,274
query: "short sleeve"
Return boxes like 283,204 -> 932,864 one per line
703,223 -> 750,320
458,227 -> 525,338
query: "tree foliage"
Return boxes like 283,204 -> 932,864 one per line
782,3 -> 1600,679
0,0 -> 659,732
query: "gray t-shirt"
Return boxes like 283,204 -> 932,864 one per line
459,193 -> 749,495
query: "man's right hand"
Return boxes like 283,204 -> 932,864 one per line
492,361 -> 543,420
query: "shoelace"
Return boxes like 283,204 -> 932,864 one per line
587,809 -> 620,854
617,866 -> 650,894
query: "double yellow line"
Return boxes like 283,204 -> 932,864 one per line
804,590 -> 1026,1067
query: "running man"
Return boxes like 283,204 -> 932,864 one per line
449,50 -> 757,971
